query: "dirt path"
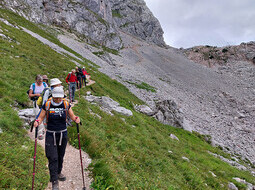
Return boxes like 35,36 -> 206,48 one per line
28,127 -> 92,190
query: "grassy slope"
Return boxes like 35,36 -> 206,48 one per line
0,8 -> 254,190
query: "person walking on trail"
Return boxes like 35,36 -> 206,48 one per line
66,69 -> 77,103
42,75 -> 49,86
33,86 -> 81,190
75,66 -> 83,89
28,75 -> 48,101
81,67 -> 88,87
35,78 -> 64,140
42,78 -> 63,105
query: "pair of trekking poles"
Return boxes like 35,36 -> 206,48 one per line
31,112 -> 86,190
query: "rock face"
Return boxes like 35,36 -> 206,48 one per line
1,0 -> 122,50
182,41 -> 255,67
1,0 -> 166,49
110,0 -> 166,47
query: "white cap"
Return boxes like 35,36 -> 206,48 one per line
52,86 -> 64,98
50,78 -> 62,86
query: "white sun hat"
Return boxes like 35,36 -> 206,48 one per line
50,78 -> 62,86
52,86 -> 64,98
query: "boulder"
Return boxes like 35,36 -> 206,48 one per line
18,109 -> 36,117
154,100 -> 184,128
134,104 -> 154,116
85,95 -> 132,116
228,182 -> 238,190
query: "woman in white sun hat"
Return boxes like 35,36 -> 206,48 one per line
33,86 -> 80,190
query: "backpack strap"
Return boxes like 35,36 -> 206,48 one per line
43,82 -> 47,88
32,83 -> 35,94
45,99 -> 52,124
45,98 -> 69,124
63,99 -> 69,121
68,73 -> 71,81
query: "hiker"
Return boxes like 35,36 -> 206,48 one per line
33,86 -> 80,190
75,66 -> 83,89
42,78 -> 62,104
28,75 -> 48,101
42,75 -> 49,86
81,67 -> 88,87
35,78 -> 64,140
66,69 -> 77,103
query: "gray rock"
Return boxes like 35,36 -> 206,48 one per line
0,128 -> 3,134
112,106 -> 133,116
86,91 -> 92,96
154,100 -> 184,128
18,109 -> 36,117
233,178 -> 255,190
85,95 -> 132,116
170,134 -> 179,141
134,104 -> 154,116
228,182 -> 238,190
182,156 -> 190,162
209,171 -> 217,177
182,119 -> 193,132
101,96 -> 120,109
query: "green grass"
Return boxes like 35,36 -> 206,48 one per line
0,8 -> 254,190
125,81 -> 157,92
112,10 -> 123,18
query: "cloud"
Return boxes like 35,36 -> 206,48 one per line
144,0 -> 255,48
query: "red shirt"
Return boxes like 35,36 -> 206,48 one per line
66,73 -> 78,83
82,70 -> 88,75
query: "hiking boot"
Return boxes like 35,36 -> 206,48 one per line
58,173 -> 66,181
52,180 -> 59,190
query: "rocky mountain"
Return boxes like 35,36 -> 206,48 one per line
182,42 -> 255,67
110,0 -> 166,47
1,0 -> 165,49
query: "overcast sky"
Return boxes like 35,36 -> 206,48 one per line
144,0 -> 255,48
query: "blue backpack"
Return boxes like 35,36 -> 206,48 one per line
27,82 -> 47,99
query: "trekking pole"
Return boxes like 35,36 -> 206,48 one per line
32,126 -> 38,190
76,122 -> 86,190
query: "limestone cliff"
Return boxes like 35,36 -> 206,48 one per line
1,0 -> 166,49
110,0 -> 166,47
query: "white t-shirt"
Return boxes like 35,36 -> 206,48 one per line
30,83 -> 48,94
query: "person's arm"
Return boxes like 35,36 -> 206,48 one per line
65,74 -> 70,84
42,89 -> 50,105
28,89 -> 40,98
68,108 -> 80,123
33,109 -> 46,128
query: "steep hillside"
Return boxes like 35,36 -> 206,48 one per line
0,8 -> 255,190
59,29 -> 255,167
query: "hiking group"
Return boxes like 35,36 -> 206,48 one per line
28,66 -> 89,190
